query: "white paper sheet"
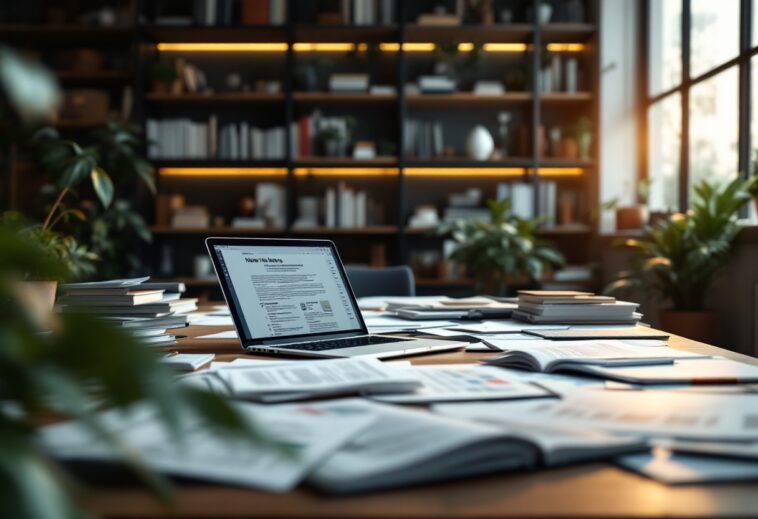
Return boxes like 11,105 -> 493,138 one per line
187,313 -> 235,326
372,364 -> 551,403
435,390 -> 758,441
363,315 -> 458,332
195,330 -> 238,340
39,402 -> 375,492
447,321 -> 569,334
216,357 -> 421,400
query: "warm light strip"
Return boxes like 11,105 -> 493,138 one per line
531,167 -> 585,176
157,42 -> 585,53
156,43 -> 288,52
294,167 -> 398,176
405,167 -> 525,177
546,43 -> 586,52
292,42 -> 357,52
159,167 -> 288,176
482,43 -> 529,52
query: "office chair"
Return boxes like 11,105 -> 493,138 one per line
345,265 -> 416,298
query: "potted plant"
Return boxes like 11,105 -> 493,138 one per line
0,47 -> 271,519
615,178 -> 651,231
606,176 -> 757,344
573,116 -> 592,160
435,198 -> 565,295
149,60 -> 179,94
318,126 -> 341,157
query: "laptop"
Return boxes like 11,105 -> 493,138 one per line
206,237 -> 466,358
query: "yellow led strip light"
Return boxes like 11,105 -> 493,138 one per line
404,167 -> 525,177
157,42 -> 584,53
159,167 -> 288,176
294,167 -> 398,176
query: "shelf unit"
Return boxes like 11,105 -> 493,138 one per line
0,0 -> 600,294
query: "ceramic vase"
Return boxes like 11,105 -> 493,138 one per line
466,125 -> 494,161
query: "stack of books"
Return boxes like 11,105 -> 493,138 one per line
513,290 -> 641,324
56,278 -> 195,347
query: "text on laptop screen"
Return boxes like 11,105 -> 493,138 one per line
214,244 -> 363,341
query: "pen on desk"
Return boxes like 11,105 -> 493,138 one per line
164,351 -> 179,359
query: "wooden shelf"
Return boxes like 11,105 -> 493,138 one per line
406,92 -> 531,107
154,159 -> 286,168
540,23 -> 598,43
51,119 -> 112,130
405,24 -> 533,43
150,226 -> 285,235
540,92 -> 593,103
294,92 -> 397,103
143,25 -> 287,43
293,157 -> 399,167
145,92 -> 285,105
538,224 -> 592,235
0,24 -> 132,45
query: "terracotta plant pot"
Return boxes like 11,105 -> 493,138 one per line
616,205 -> 649,231
659,309 -> 720,345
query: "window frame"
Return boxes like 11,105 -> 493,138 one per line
642,0 -> 755,214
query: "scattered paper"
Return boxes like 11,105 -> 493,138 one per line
447,321 -> 569,334
372,364 -> 551,403
216,357 -> 422,402
436,390 -> 758,441
195,330 -> 238,340
39,401 -> 375,492
617,448 -> 758,484
187,313 -> 235,326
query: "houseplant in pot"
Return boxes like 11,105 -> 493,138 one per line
605,176 -> 757,344
0,46 -> 272,519
613,178 -> 651,231
434,198 -> 565,296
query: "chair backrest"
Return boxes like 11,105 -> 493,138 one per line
344,265 -> 416,298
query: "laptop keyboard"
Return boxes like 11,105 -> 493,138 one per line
277,335 -> 411,352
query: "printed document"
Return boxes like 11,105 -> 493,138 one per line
39,401 -> 374,492
435,390 -> 758,441
216,357 -> 421,401
372,364 -> 551,403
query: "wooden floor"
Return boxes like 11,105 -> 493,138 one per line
84,313 -> 758,518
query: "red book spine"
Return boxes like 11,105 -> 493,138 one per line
241,0 -> 268,25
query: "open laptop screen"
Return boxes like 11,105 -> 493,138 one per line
212,243 -> 364,341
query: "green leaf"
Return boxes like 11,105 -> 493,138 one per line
90,167 -> 114,208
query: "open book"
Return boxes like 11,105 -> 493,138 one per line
482,339 -> 705,374
309,399 -> 646,493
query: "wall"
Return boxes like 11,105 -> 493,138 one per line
599,0 -> 639,234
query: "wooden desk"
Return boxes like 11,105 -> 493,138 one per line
86,314 -> 758,518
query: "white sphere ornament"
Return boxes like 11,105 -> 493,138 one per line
466,125 -> 495,161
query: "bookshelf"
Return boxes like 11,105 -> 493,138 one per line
0,0 -> 601,295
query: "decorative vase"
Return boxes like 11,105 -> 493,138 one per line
465,125 -> 494,161
578,132 -> 592,160
615,206 -> 649,231
659,310 -> 720,345
538,2 -> 553,24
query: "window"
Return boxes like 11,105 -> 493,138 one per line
645,0 -> 751,214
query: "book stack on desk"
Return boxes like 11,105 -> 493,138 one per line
512,291 -> 642,324
56,277 -> 195,347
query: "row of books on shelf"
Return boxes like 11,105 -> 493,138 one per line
540,56 -> 582,94
146,117 -> 288,160
319,183 -> 383,228
147,112 -> 361,160
157,0 -> 286,26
